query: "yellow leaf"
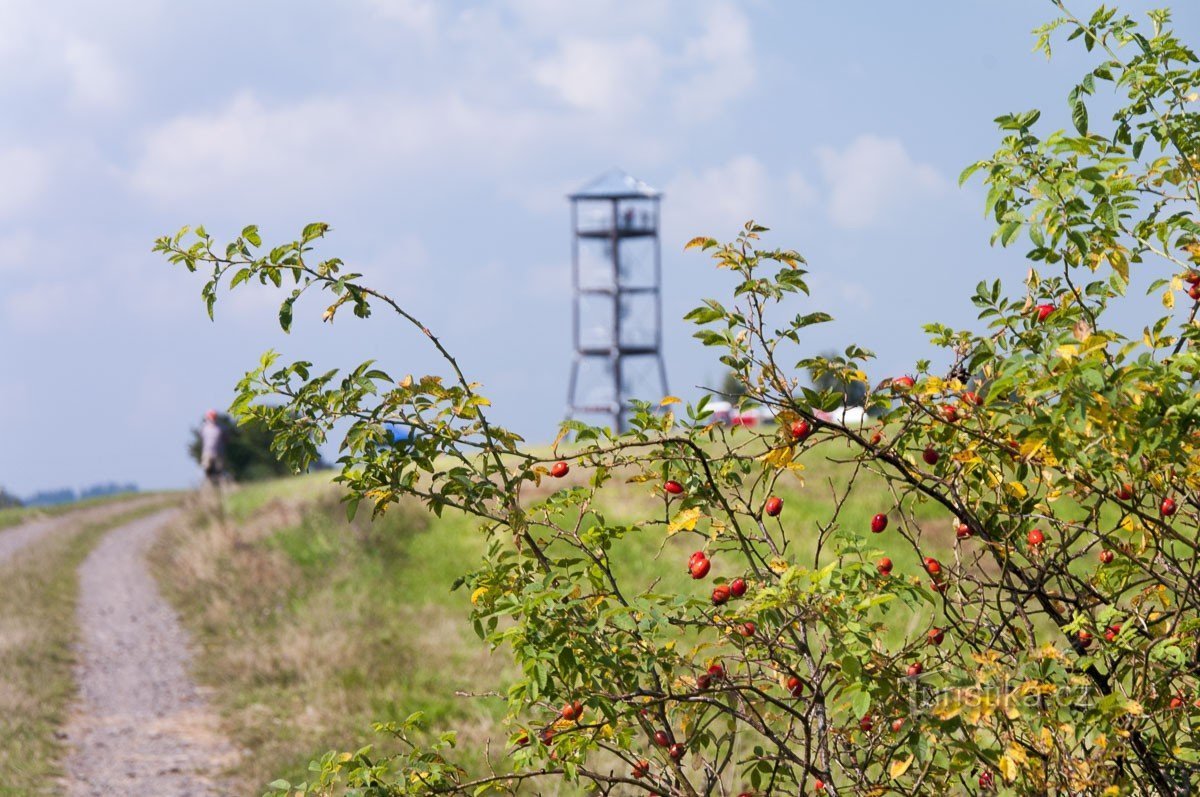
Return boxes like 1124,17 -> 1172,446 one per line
759,446 -> 796,469
470,587 -> 489,605
889,754 -> 914,779
916,376 -> 945,397
931,694 -> 963,720
1056,344 -> 1080,362
1163,289 -> 1176,309
660,395 -> 682,406
684,236 -> 715,250
1005,481 -> 1028,499
1110,248 -> 1129,282
399,374 -> 413,388
668,507 -> 704,534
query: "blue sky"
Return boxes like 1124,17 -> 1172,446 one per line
1,0 -> 1196,496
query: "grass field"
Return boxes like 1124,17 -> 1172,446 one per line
0,500 -> 174,795
150,435 -> 971,792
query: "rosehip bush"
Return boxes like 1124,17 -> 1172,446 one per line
160,4 -> 1200,795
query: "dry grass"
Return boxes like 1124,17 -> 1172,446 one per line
151,486 -> 512,793
0,501 -> 172,795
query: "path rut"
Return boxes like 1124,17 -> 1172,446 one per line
61,508 -> 237,796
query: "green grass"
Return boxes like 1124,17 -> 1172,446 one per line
0,500 -> 174,794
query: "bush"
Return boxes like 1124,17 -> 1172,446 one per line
160,5 -> 1200,795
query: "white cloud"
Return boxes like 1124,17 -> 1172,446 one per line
360,0 -> 438,32
61,35 -> 126,109
664,154 -> 818,244
127,91 -> 545,206
0,147 -> 49,216
528,0 -> 754,118
671,2 -> 756,119
816,134 -> 946,230
4,279 -> 77,333
664,155 -> 772,242
533,36 -> 663,114
0,0 -> 131,111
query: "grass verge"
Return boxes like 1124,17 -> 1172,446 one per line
151,485 -> 509,793
0,499 -> 174,795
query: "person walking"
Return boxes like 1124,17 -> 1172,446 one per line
199,409 -> 228,486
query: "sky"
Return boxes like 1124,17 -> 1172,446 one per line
1,0 -> 1196,496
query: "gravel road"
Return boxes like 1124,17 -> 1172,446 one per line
61,508 -> 237,796
0,498 -> 152,565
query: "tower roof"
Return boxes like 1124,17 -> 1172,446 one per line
570,169 -> 661,200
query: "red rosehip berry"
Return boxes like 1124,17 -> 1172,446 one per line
928,627 -> 945,646
707,663 -> 725,680
814,780 -> 826,792
1078,630 -> 1093,649
764,496 -> 783,517
737,621 -> 756,637
891,718 -> 904,733
1027,528 -> 1045,547
922,446 -> 939,465
791,419 -> 812,441
1161,497 -> 1177,516
711,584 -> 731,605
930,580 -> 947,593
653,730 -> 670,747
696,673 -> 711,690
786,675 -> 803,697
892,376 -> 915,391
632,760 -> 649,779
924,557 -> 942,576
956,521 -> 972,539
1035,303 -> 1055,322
1169,696 -> 1185,710
1099,549 -> 1114,564
906,662 -> 924,678
729,577 -> 747,597
550,461 -> 569,478
689,556 -> 711,580
668,743 -> 685,760
979,769 -> 995,790
877,557 -> 893,576
1116,483 -> 1134,501
941,404 -> 959,424
871,513 -> 888,533
870,430 -> 883,446
664,480 -> 684,495
858,714 -> 873,732
961,390 -> 981,406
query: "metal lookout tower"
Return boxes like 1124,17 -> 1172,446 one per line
566,170 -> 669,432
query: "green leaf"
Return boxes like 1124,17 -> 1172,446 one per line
1071,97 -> 1089,135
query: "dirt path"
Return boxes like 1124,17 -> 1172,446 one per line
0,498 -> 152,565
61,508 -> 237,796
